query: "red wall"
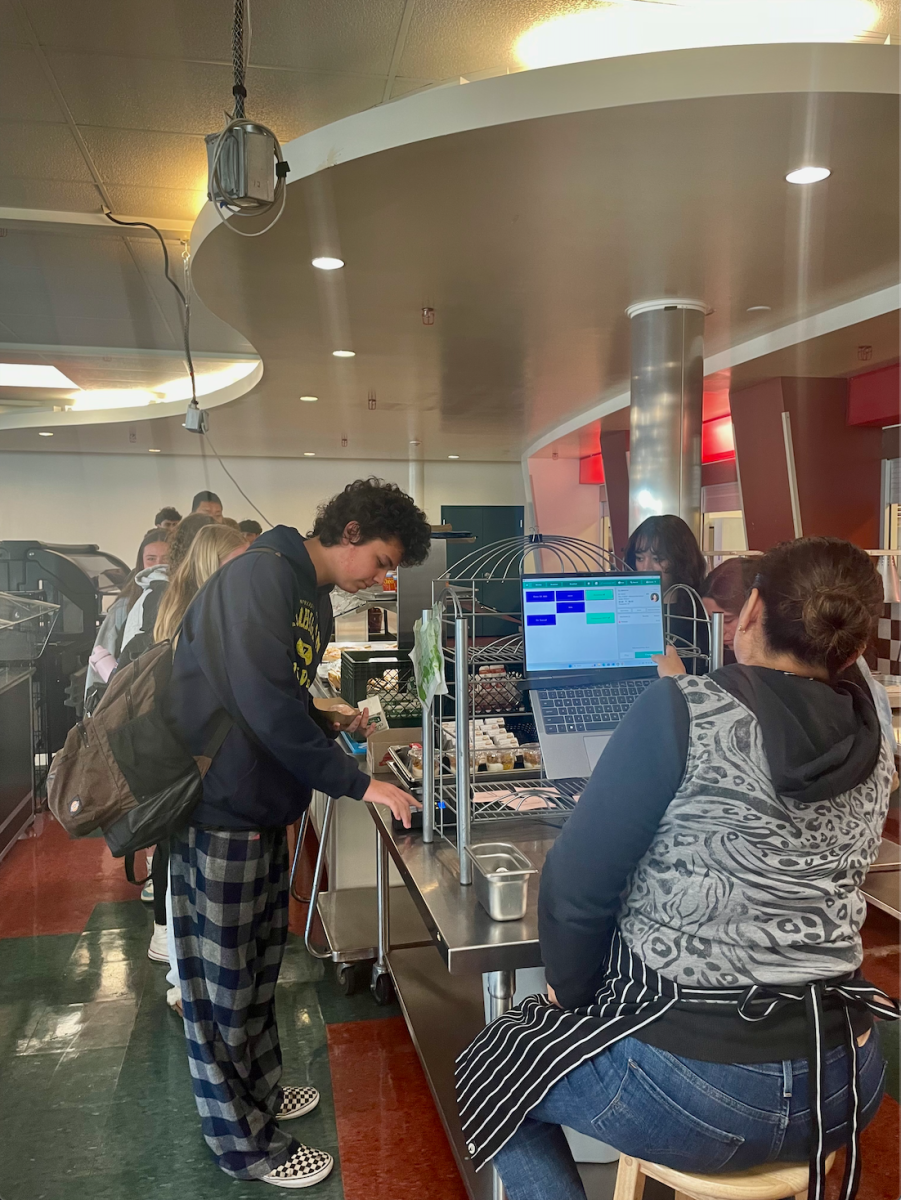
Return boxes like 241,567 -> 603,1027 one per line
848,363 -> 900,428
730,377 -> 883,549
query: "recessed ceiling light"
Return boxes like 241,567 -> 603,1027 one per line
0,364 -> 77,388
300,395 -> 318,402
409,439 -> 421,446
148,448 -> 161,453
786,166 -> 831,185
447,454 -> 460,460
332,350 -> 355,358
747,305 -> 772,312
303,451 -> 316,457
38,430 -> 53,437
312,256 -> 344,271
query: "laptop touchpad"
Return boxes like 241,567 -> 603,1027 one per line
583,736 -> 608,771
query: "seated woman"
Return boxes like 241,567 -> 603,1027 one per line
457,537 -> 898,1200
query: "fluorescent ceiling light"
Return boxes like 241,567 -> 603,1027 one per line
786,166 -> 831,185
312,256 -> 345,270
515,0 -> 877,69
332,350 -> 355,358
69,389 -> 160,411
0,364 -> 77,388
148,448 -> 161,453
158,361 -> 257,404
747,305 -> 772,312
447,454 -> 460,459
300,395 -> 318,402
38,430 -> 53,437
303,451 -> 316,457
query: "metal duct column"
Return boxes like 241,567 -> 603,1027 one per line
626,300 -> 706,539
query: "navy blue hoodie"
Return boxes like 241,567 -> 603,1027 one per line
164,525 -> 369,829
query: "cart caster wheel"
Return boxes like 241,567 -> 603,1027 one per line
371,971 -> 395,1006
336,963 -> 360,996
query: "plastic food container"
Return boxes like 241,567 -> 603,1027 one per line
408,744 -> 423,779
521,743 -> 542,769
466,843 -> 537,921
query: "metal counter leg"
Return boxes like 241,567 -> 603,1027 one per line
486,970 -> 515,1200
303,795 -> 335,960
371,830 -> 395,1005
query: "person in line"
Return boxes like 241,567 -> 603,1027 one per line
155,506 -> 182,532
624,514 -> 708,666
164,478 -> 431,1190
699,555 -> 758,661
140,523 -> 248,983
191,490 -> 224,522
239,518 -> 263,544
458,537 -> 897,1200
86,528 -> 170,696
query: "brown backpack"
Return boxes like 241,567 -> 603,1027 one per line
47,640 -> 231,858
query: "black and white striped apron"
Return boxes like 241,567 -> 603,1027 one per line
455,930 -> 899,1200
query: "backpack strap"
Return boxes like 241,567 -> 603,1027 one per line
124,853 -> 149,887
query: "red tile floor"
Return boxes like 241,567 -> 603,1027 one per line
1,815 -> 898,1200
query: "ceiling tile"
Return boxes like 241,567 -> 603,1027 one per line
22,0 -> 403,72
0,46 -> 67,121
50,53 -> 385,141
240,0 -> 405,74
389,77 -> 437,101
20,0 -> 233,59
1,311 -> 180,350
101,183 -> 205,222
78,126 -> 208,193
0,176 -> 102,211
398,0 -> 576,81
0,122 -> 95,181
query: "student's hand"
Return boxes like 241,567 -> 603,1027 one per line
546,985 -> 561,1008
653,645 -> 686,678
340,707 -> 372,738
364,777 -> 423,828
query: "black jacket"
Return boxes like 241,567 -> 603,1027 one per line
164,525 -> 369,829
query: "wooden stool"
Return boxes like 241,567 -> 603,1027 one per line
613,1151 -> 837,1200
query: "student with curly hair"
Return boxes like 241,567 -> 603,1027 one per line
164,478 -> 431,1189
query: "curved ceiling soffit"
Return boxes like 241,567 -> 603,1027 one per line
0,358 -> 263,433
187,41 -> 900,456
192,41 -> 900,257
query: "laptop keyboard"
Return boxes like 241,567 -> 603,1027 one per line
537,678 -> 654,733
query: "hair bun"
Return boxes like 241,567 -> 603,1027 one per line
801,585 -> 871,668
756,538 -> 882,677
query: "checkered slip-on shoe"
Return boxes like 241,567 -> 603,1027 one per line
261,1145 -> 334,1189
277,1086 -> 320,1120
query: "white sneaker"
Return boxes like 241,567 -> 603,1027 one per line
261,1145 -> 333,1189
166,986 -> 183,1017
277,1086 -> 320,1120
147,923 -> 169,963
140,880 -> 154,904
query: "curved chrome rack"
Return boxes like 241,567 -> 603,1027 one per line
663,583 -> 712,670
440,533 -> 626,583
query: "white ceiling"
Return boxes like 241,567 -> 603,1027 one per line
0,2 -> 898,460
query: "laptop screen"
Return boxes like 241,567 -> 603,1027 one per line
522,573 -> 665,673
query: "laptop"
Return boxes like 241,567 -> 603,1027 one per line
522,572 -> 665,779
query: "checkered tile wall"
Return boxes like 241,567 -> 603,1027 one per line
875,603 -> 901,676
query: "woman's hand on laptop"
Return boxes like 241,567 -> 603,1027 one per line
653,645 -> 686,678
364,778 -> 422,828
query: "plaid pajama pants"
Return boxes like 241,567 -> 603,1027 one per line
169,825 -> 296,1179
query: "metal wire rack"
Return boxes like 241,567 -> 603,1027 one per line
437,777 -> 585,822
439,533 -> 627,582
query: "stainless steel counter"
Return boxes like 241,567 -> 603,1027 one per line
369,802 -> 560,975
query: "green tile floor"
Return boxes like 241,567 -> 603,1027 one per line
0,900 -> 400,1200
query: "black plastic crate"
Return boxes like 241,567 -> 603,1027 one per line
340,649 -> 420,728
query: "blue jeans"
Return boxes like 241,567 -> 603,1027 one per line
494,1031 -> 887,1200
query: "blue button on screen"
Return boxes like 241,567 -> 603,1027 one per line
525,591 -> 555,603
556,601 -> 586,614
555,590 -> 585,602
526,614 -> 557,626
